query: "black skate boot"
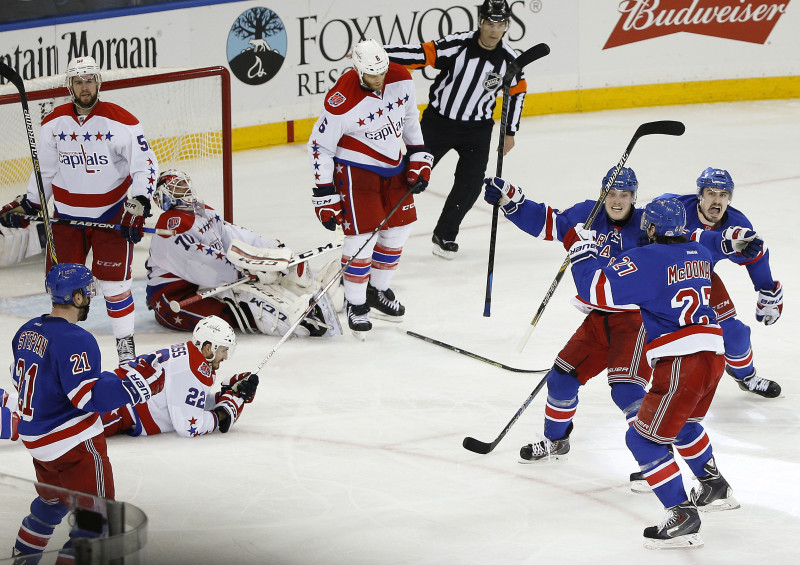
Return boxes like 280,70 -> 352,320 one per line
519,423 -> 572,463
366,284 -> 405,321
630,471 -> 652,494
299,305 -> 330,337
432,233 -> 458,260
116,334 -> 136,367
643,501 -> 703,549
689,457 -> 740,512
346,301 -> 372,335
735,372 -> 781,399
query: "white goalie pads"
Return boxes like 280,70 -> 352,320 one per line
227,239 -> 293,273
0,224 -> 43,267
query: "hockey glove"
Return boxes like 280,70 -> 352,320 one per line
213,391 -> 245,433
221,372 -> 259,404
721,226 -> 763,259
406,151 -> 433,193
0,195 -> 40,229
0,408 -> 19,441
120,195 -> 152,244
119,353 -> 165,405
563,223 -> 597,265
312,185 -> 343,231
484,177 -> 525,214
755,281 -> 782,326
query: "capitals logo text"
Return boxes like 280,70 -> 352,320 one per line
365,116 -> 405,141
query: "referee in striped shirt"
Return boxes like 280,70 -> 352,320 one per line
385,0 -> 527,259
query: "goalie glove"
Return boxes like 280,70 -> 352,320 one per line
120,195 -> 152,244
312,185 -> 343,231
563,223 -> 597,265
220,372 -> 259,404
721,226 -> 763,259
117,353 -> 165,406
406,151 -> 433,194
755,281 -> 782,326
483,177 -> 525,214
213,391 -> 245,433
0,195 -> 40,229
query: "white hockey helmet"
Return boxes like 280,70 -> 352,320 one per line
193,315 -> 236,359
65,56 -> 102,97
155,169 -> 196,211
353,39 -> 389,85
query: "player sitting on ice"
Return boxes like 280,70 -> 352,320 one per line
101,315 -> 258,437
146,169 -> 342,337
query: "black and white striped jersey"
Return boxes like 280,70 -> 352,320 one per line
385,31 -> 527,134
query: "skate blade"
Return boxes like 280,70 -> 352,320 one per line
369,310 -> 404,323
630,480 -> 652,494
432,246 -> 455,260
643,533 -> 703,550
517,454 -> 568,464
697,496 -> 740,513
351,329 -> 367,341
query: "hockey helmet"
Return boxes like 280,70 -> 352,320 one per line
192,315 -> 236,359
696,167 -> 734,198
480,0 -> 511,23
65,56 -> 102,97
353,39 -> 389,84
602,166 -> 639,200
154,169 -> 196,211
45,263 -> 97,305
641,198 -> 687,237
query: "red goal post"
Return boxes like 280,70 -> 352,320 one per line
0,65 -> 233,222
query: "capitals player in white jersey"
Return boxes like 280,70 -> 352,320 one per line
146,170 -> 341,337
309,39 -> 433,333
101,316 -> 258,438
569,198 -> 759,549
8,263 -> 164,561
0,56 -> 159,366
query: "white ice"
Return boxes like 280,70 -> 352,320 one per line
1,100 -> 799,564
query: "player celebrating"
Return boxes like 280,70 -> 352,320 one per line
484,169 -> 651,474
0,55 -> 159,366
385,0 -> 527,259
146,169 -> 341,338
308,38 -> 432,334
567,198 -> 753,548
9,263 -> 164,561
660,167 -> 782,398
102,315 -> 257,438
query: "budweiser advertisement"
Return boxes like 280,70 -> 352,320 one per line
604,0 -> 792,49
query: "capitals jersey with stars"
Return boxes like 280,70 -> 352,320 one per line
145,205 -> 278,304
308,63 -> 425,186
26,100 -> 158,221
504,197 -> 650,313
105,341 -> 224,437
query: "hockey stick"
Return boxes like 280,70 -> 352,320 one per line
484,43 -> 550,317
405,331 -> 549,373
462,374 -> 548,454
516,120 -> 686,352
20,215 -> 174,235
252,184 -> 419,373
0,61 -> 58,264
169,238 -> 344,313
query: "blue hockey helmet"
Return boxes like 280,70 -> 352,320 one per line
45,263 -> 97,305
602,166 -> 638,193
641,198 -> 686,237
696,167 -> 734,197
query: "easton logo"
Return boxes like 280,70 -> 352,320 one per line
604,0 -> 790,49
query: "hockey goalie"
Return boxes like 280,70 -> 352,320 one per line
145,169 -> 342,337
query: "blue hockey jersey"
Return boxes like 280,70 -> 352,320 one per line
12,315 -> 139,461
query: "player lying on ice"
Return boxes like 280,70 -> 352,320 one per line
101,315 -> 258,437
145,169 -> 342,338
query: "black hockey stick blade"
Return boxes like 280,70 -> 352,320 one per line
0,61 -> 25,89
633,120 -> 685,142
503,43 -> 550,85
463,436 -> 494,455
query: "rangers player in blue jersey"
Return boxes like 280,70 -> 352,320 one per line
9,263 -> 164,561
659,167 -> 782,398
568,198 -> 759,549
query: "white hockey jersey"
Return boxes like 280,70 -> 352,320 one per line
146,205 -> 278,296
27,100 -> 158,221
309,63 -> 425,186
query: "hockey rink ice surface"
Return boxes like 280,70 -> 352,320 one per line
1,100 -> 798,564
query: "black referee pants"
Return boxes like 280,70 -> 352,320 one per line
421,109 -> 493,242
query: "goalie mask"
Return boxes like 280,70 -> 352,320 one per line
192,315 -> 236,359
65,56 -> 102,104
155,169 -> 199,212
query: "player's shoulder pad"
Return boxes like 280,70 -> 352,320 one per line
41,103 -> 76,126
323,70 -> 367,115
93,101 -> 140,126
155,210 -> 195,235
187,341 -> 215,387
722,205 -> 753,229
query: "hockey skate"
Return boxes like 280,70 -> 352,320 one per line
629,471 -> 652,494
346,301 -> 371,339
519,423 -> 572,463
643,501 -> 703,550
689,457 -> 740,512
735,373 -> 781,399
116,335 -> 136,367
432,233 -> 458,260
366,284 -> 404,322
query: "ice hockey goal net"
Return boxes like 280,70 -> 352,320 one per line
0,66 -> 233,222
